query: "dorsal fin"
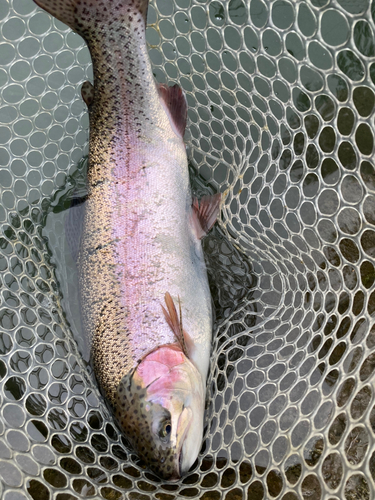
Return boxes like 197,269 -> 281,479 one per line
158,84 -> 187,138
81,81 -> 94,108
65,195 -> 86,263
192,194 -> 222,239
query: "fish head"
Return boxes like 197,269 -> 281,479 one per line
114,345 -> 205,480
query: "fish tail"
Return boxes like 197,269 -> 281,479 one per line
33,0 -> 149,35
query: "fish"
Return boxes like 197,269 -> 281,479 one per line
33,0 -> 221,480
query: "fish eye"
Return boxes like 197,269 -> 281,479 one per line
159,420 -> 172,439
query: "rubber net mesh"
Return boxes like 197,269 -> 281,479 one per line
0,0 -> 375,499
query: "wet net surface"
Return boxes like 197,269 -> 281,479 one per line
0,0 -> 375,498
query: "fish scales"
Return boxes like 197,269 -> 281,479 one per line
34,0 -> 219,480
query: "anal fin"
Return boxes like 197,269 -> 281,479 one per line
158,84 -> 187,138
192,194 -> 221,239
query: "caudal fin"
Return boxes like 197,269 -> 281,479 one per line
33,0 -> 79,31
33,0 -> 148,34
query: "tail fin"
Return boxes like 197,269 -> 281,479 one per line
33,0 -> 148,34
33,0 -> 78,31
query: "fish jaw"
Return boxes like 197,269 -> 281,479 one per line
114,346 -> 205,479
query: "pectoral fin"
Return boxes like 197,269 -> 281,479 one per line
161,292 -> 191,358
192,194 -> 221,239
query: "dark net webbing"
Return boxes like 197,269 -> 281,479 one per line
0,0 -> 374,499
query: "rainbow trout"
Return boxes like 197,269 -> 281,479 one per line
34,0 -> 220,479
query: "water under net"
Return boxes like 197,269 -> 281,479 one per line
0,0 -> 375,498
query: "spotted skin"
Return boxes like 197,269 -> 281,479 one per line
33,0 -> 216,479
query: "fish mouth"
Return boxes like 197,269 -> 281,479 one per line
176,406 -> 193,476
